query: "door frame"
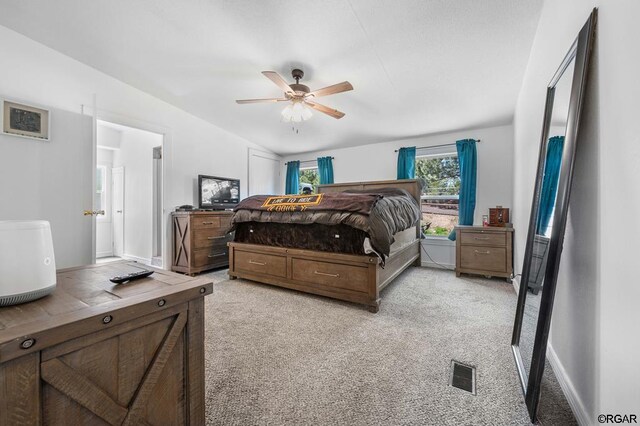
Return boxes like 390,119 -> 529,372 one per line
92,109 -> 171,269
111,166 -> 125,257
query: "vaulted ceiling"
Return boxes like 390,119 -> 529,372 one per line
0,0 -> 542,155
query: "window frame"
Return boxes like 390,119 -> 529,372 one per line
299,164 -> 319,194
416,150 -> 460,238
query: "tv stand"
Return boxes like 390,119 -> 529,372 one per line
171,210 -> 234,275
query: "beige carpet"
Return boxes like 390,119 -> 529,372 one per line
201,267 -> 568,425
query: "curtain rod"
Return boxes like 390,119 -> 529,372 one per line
285,157 -> 334,165
394,139 -> 482,152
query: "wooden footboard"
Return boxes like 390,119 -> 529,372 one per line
227,240 -> 420,312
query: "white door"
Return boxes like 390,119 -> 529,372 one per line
248,149 -> 282,195
112,167 -> 124,257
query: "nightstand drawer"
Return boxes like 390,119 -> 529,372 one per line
460,231 -> 506,247
460,246 -> 507,272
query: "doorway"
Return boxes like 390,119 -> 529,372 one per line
96,120 -> 164,267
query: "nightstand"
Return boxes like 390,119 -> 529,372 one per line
455,225 -> 513,282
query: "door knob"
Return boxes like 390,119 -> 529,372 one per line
116,210 -> 123,213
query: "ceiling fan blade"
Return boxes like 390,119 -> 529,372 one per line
307,81 -> 353,98
304,101 -> 345,119
262,71 -> 295,94
236,98 -> 288,104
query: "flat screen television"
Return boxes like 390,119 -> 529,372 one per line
198,175 -> 240,210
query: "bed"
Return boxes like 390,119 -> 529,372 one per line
227,179 -> 422,312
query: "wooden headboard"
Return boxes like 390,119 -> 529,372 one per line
317,179 -> 422,206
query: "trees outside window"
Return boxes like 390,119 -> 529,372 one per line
415,154 -> 460,236
299,168 -> 319,194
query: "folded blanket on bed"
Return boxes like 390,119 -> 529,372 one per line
234,192 -> 382,214
231,188 -> 420,257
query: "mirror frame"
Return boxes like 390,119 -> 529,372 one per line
511,8 -> 597,423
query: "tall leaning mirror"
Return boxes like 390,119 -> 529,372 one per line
511,9 -> 596,424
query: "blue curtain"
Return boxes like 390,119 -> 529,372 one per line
448,139 -> 478,241
317,156 -> 334,184
536,136 -> 565,234
397,147 -> 416,179
285,161 -> 300,194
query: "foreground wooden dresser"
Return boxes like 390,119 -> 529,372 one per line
172,210 -> 234,275
455,225 -> 514,282
0,262 -> 212,425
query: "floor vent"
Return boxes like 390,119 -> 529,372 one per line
449,360 -> 476,395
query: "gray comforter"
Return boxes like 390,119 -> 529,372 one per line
231,188 -> 420,257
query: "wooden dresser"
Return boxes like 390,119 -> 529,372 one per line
172,210 -> 234,275
0,262 -> 212,426
455,225 -> 514,282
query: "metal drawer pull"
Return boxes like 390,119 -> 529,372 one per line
208,252 -> 226,258
249,260 -> 266,265
474,237 -> 490,240
314,271 -> 340,278
474,250 -> 491,255
207,236 -> 226,240
202,221 -> 215,225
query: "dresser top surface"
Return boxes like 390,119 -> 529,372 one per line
455,225 -> 514,232
0,262 -> 212,345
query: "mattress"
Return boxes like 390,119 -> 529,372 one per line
233,222 -> 417,259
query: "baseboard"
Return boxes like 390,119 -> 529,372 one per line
121,254 -> 152,266
512,275 -> 520,295
96,250 -> 114,259
547,343 -> 590,425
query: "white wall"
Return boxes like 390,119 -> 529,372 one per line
283,124 -> 515,269
112,127 -> 162,262
0,24 -> 277,268
96,147 -> 114,258
513,0 -> 640,421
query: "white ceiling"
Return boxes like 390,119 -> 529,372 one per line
0,0 -> 542,155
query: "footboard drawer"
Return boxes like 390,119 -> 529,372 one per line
291,258 -> 369,293
234,250 -> 287,278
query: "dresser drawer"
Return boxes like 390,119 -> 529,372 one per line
192,216 -> 221,230
193,245 -> 228,268
460,231 -> 506,247
460,246 -> 506,272
193,228 -> 232,249
234,250 -> 287,278
292,258 -> 369,293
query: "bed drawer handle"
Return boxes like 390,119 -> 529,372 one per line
249,260 -> 266,266
474,250 -> 491,255
474,236 -> 490,240
207,235 -> 226,240
202,221 -> 215,225
208,252 -> 226,258
314,271 -> 340,278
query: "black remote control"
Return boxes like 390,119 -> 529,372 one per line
110,269 -> 154,284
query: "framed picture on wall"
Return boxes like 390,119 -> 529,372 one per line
2,100 -> 50,141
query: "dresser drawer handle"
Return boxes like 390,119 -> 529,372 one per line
207,235 -> 226,240
474,250 -> 491,255
249,260 -> 266,266
202,221 -> 215,225
208,252 -> 226,258
314,271 -> 340,278
474,237 -> 490,240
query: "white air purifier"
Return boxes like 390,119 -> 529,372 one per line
0,220 -> 57,307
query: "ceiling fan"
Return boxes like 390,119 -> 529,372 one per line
236,69 -> 353,121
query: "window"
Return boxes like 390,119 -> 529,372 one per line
96,166 -> 109,221
299,167 -> 319,194
415,153 -> 460,236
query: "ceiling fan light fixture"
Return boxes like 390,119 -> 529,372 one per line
281,102 -> 312,123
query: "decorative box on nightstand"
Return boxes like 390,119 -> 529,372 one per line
455,225 -> 514,282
